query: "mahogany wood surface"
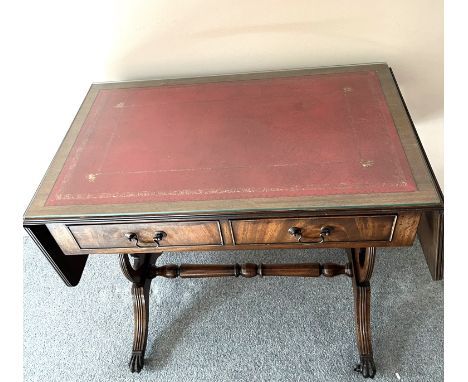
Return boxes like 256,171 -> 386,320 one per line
418,210 -> 443,281
388,67 -> 444,282
23,64 -> 443,378
45,210 -> 420,255
69,220 -> 222,249
348,247 -> 377,378
231,215 -> 396,244
149,262 -> 352,278
119,253 -> 161,373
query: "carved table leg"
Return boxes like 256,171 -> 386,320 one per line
348,247 -> 377,379
119,253 -> 161,373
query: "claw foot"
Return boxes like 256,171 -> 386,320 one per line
354,355 -> 376,379
129,351 -> 145,373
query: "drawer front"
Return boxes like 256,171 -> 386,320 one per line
68,221 -> 222,249
231,215 -> 397,245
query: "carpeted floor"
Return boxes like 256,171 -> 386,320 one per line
23,236 -> 443,382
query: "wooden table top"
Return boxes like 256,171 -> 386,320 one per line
25,63 -> 442,221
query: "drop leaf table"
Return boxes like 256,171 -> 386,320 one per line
24,63 -> 443,378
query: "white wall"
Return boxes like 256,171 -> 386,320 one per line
8,0 -> 443,211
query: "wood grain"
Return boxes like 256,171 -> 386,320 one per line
68,221 -> 222,249
418,210 -> 443,280
348,247 -> 377,378
231,215 -> 396,245
219,220 -> 234,245
119,253 -> 161,373
148,262 -> 352,278
46,211 -> 420,255
22,63 -> 443,378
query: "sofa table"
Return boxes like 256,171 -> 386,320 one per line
24,63 -> 443,379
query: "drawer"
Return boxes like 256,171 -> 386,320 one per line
68,221 -> 222,249
231,215 -> 397,245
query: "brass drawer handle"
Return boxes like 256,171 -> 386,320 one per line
288,226 -> 332,244
125,231 -> 167,248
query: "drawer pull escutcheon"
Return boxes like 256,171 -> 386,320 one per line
288,226 -> 332,244
125,231 -> 167,247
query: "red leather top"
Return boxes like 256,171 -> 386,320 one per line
46,70 -> 416,206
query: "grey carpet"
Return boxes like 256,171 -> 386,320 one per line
24,236 -> 443,382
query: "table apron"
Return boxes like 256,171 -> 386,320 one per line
46,211 -> 421,255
